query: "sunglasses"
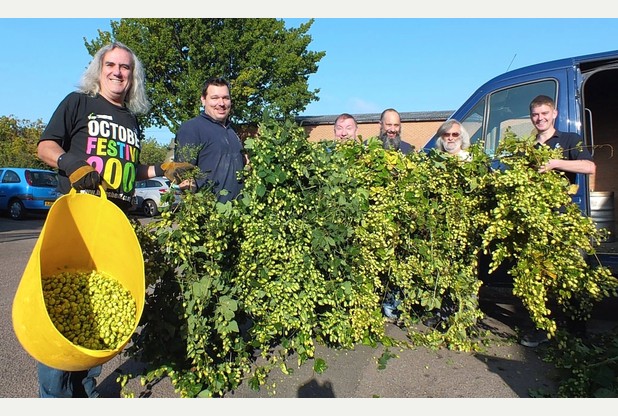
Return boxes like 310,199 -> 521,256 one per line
441,132 -> 461,138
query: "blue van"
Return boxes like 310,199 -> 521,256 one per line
423,50 -> 618,275
0,167 -> 59,220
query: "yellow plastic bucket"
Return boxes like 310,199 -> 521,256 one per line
12,187 -> 145,371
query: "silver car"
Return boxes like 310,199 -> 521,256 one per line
131,176 -> 181,217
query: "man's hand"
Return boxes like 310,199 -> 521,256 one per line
57,153 -> 101,191
178,178 -> 197,192
158,161 -> 195,183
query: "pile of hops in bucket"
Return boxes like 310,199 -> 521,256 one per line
42,270 -> 136,350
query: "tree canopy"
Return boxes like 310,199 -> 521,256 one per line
85,18 -> 325,135
0,115 -> 47,168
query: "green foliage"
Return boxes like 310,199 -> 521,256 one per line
85,18 -> 325,134
313,358 -> 328,374
377,349 -> 398,370
124,119 -> 618,398
544,329 -> 618,397
0,115 -> 47,168
483,131 -> 617,336
139,137 -> 172,165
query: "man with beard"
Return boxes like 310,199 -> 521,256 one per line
377,109 -> 413,324
435,119 -> 472,161
378,108 -> 413,154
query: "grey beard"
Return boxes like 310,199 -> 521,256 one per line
379,132 -> 402,151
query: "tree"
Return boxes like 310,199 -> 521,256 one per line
85,18 -> 324,135
139,137 -> 172,165
0,115 -> 47,168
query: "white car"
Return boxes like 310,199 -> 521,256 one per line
131,176 -> 181,217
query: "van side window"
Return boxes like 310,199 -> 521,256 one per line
485,80 -> 557,156
457,80 -> 557,158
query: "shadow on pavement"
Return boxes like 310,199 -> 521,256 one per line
476,283 -> 618,398
474,349 -> 558,397
297,379 -> 336,398
96,358 -> 157,398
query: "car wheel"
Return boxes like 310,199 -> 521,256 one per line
9,199 -> 26,220
143,199 -> 159,217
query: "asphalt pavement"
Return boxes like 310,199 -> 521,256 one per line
1,213 -> 617,403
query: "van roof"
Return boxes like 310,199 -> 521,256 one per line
485,49 -> 618,86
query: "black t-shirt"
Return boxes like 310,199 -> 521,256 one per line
536,130 -> 593,184
40,92 -> 143,208
175,113 -> 245,203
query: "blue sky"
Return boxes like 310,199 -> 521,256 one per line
2,17 -> 618,144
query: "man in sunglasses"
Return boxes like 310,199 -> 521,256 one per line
435,119 -> 472,161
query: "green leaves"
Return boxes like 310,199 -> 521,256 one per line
0,115 -> 48,168
377,349 -> 398,370
217,296 -> 238,321
126,119 -> 617,397
485,131 -> 618,334
313,358 -> 328,374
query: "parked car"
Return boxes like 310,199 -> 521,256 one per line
0,167 -> 59,220
130,176 -> 181,217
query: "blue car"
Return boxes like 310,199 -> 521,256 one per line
0,167 -> 59,220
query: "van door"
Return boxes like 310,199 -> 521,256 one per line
581,64 -> 618,270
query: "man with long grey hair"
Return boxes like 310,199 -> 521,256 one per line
435,119 -> 472,161
36,41 -> 191,398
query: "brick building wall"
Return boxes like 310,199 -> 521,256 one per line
235,110 -> 452,151
300,120 -> 447,150
296,110 -> 452,150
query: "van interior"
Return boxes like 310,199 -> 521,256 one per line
582,65 -> 618,251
